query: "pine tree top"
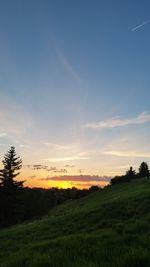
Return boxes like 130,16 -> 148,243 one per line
0,146 -> 24,188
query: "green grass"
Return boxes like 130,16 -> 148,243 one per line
1,179 -> 150,266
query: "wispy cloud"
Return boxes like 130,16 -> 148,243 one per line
112,165 -> 131,169
40,175 -> 111,182
131,20 -> 150,32
25,164 -> 68,173
32,164 -> 48,170
44,156 -> 88,162
64,164 -> 75,168
42,142 -> 74,150
24,164 -> 48,170
103,151 -> 150,158
46,167 -> 67,173
0,133 -> 7,137
83,112 -> 150,129
56,48 -> 80,82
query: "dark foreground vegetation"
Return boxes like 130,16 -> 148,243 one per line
1,179 -> 150,266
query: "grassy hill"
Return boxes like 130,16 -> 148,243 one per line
1,179 -> 150,267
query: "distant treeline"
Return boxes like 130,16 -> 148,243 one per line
111,162 -> 150,185
0,147 -> 100,228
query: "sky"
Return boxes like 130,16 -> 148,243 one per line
0,0 -> 150,188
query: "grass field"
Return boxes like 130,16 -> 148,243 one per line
1,179 -> 150,266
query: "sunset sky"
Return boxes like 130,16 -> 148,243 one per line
0,0 -> 150,188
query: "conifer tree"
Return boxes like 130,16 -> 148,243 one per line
126,166 -> 136,178
0,147 -> 24,226
0,146 -> 23,188
139,162 -> 150,179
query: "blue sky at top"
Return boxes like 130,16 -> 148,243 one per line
0,0 -> 150,187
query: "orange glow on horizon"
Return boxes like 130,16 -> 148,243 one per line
22,177 -> 109,189
18,168 -> 110,189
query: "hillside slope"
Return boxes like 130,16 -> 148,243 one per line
1,179 -> 150,267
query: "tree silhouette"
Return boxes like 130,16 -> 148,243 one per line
0,147 -> 24,226
0,146 -> 23,188
111,166 -> 136,185
139,162 -> 150,179
126,166 -> 136,179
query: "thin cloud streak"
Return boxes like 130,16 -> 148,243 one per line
56,48 -> 81,82
113,165 -> 131,169
103,151 -> 150,158
131,20 -> 150,31
44,156 -> 88,162
0,133 -> 7,137
83,112 -> 150,129
40,175 -> 111,182
25,164 -> 68,173
43,142 -> 74,150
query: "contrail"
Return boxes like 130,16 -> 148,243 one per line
131,20 -> 150,31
